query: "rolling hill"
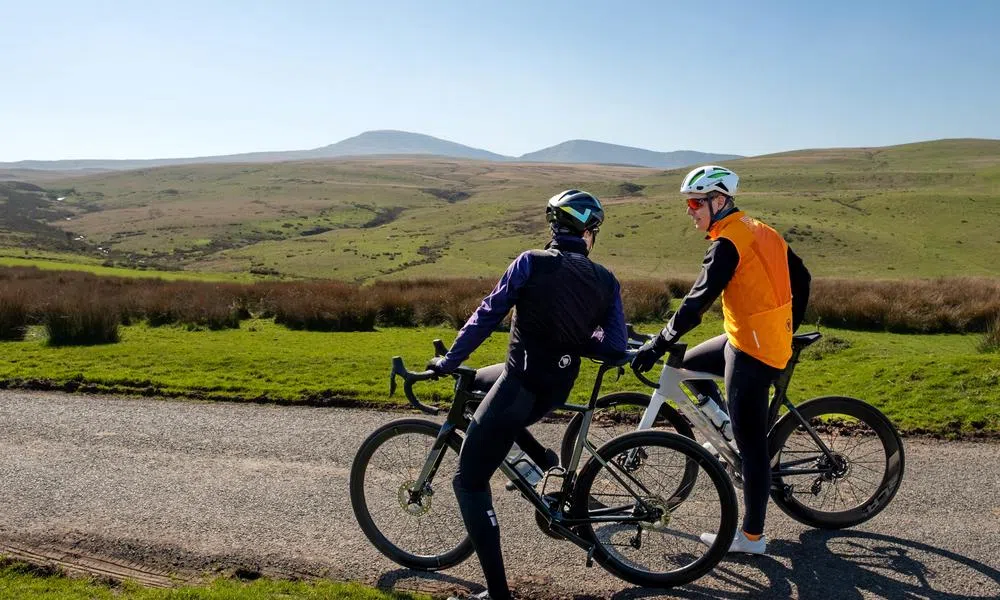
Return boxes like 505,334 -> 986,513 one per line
519,139 -> 742,168
2,138 -> 998,282
0,130 -> 739,171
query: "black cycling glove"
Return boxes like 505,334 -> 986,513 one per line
631,334 -> 671,373
426,356 -> 453,375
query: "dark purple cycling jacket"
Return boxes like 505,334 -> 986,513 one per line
441,235 -> 626,390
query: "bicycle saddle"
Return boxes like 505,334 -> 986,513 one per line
792,331 -> 822,350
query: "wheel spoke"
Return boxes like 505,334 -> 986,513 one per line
770,400 -> 902,528
352,422 -> 469,567
577,432 -> 736,587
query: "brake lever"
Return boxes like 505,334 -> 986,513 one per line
632,366 -> 660,389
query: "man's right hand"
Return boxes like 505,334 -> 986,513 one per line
631,335 -> 671,373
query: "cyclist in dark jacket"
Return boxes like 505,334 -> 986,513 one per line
429,190 -> 627,600
632,165 -> 811,556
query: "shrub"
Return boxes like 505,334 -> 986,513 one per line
0,290 -> 30,341
620,280 -> 673,323
368,279 -> 494,328
3,265 -> 1000,336
978,314 -> 1000,353
807,278 -> 1000,333
265,281 -> 378,332
44,297 -> 120,346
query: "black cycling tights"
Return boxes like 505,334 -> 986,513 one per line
472,363 -> 559,471
683,333 -> 779,536
453,369 -> 569,600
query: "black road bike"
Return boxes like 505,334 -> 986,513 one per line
350,345 -> 740,588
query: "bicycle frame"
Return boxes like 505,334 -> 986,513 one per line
644,361 -> 743,468
635,334 -> 841,483
392,354 -> 671,560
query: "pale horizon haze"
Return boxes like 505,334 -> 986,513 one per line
1,0 -> 999,162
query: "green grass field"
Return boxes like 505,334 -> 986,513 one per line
0,560 -> 426,600
2,140 -> 999,435
2,315 -> 996,436
5,139 -> 999,281
0,250 -> 259,282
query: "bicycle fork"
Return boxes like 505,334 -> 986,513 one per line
405,423 -> 458,505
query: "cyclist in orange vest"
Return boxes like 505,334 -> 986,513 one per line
632,165 -> 811,555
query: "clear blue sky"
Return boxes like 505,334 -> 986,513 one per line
2,0 -> 998,161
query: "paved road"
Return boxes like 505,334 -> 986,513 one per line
1,390 -> 998,599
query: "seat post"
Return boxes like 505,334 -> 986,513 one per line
769,350 -> 800,427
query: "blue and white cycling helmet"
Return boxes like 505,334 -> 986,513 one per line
546,189 -> 605,234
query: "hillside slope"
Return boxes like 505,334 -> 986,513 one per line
6,138 -> 999,281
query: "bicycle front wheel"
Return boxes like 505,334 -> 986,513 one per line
769,396 -> 905,529
349,418 -> 473,570
572,431 -> 738,588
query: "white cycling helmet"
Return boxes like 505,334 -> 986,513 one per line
680,165 -> 739,197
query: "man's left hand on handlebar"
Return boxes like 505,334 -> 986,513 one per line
631,334 -> 671,373
426,356 -> 454,376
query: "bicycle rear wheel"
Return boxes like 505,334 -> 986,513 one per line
769,396 -> 905,529
349,418 -> 473,570
572,431 -> 738,588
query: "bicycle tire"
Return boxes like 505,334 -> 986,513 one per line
768,396 -> 905,529
572,430 -> 738,588
350,418 -> 474,570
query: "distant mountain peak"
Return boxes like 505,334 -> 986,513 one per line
306,130 -> 507,161
0,130 -> 741,171
517,139 -> 742,169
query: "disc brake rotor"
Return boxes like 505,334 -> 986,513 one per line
811,453 -> 851,495
641,497 -> 672,532
398,480 -> 431,516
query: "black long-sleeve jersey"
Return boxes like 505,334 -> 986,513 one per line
659,239 -> 811,344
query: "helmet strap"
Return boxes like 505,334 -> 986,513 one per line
550,223 -> 583,237
708,195 -> 736,225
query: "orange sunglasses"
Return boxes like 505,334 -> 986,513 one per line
686,197 -> 709,210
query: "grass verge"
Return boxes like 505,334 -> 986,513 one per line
0,559 -> 427,600
0,318 -> 997,437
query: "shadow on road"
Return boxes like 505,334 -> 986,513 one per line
609,529 -> 1000,600
376,567 -> 483,598
372,529 -> 998,599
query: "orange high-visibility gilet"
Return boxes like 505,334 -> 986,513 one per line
708,211 -> 793,369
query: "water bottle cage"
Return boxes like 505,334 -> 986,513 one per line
540,466 -> 568,497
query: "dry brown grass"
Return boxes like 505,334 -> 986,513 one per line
0,288 -> 29,340
979,314 -> 1000,353
1,266 -> 997,336
808,277 -> 1000,333
43,293 -> 120,345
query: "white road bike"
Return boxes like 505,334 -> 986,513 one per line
558,327 -> 905,529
